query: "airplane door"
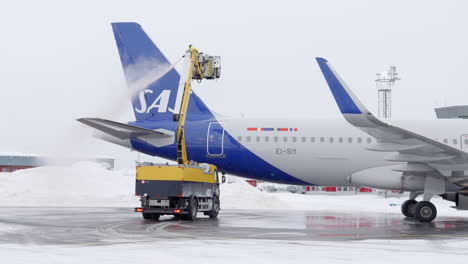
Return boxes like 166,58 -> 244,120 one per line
207,122 -> 225,156
461,134 -> 468,151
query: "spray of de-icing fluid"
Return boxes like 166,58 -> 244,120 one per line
41,55 -> 184,166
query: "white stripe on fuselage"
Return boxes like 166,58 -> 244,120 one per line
215,116 -> 468,186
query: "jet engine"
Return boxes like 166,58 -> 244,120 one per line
348,164 -> 458,192
348,165 -> 426,191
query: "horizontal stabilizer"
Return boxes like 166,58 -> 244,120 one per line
77,118 -> 174,147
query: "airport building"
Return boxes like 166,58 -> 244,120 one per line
0,153 -> 115,172
435,106 -> 468,119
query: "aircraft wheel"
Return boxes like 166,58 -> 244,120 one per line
401,199 -> 417,217
413,201 -> 437,222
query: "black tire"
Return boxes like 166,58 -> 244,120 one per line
185,197 -> 198,221
152,214 -> 160,221
142,213 -> 152,220
208,196 -> 220,219
173,215 -> 181,220
413,201 -> 437,222
401,200 -> 417,217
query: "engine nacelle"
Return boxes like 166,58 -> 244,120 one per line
442,189 -> 468,210
348,165 -> 426,191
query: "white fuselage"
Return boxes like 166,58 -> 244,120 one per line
218,117 -> 468,186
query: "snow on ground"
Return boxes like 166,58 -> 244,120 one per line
2,239 -> 468,264
0,162 -> 467,218
2,163 -> 468,263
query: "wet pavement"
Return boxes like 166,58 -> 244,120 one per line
1,207 -> 468,245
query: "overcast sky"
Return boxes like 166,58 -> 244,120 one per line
1,0 -> 467,167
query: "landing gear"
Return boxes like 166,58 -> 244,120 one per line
413,201 -> 437,222
401,200 -> 417,217
401,199 -> 437,222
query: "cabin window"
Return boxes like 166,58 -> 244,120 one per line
357,137 -> 362,143
246,136 -> 251,142
311,137 -> 315,143
453,139 -> 458,145
320,137 -> 325,143
443,138 -> 448,144
292,137 -> 297,143
329,137 -> 334,143
338,137 -> 343,143
274,136 -> 278,142
265,136 -> 269,142
237,136 -> 242,142
348,137 -> 353,143
256,136 -> 260,142
283,136 -> 288,142
301,137 -> 306,143
367,138 -> 372,144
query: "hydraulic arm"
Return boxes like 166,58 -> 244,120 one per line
175,46 -> 221,165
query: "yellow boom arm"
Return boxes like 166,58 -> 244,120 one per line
176,46 -> 202,165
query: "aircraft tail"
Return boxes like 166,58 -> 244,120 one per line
111,22 -> 213,122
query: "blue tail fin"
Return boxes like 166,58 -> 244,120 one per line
111,22 -> 213,121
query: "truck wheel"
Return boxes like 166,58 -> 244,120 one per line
152,214 -> 160,221
142,213 -> 152,220
209,196 -> 220,219
185,197 -> 198,221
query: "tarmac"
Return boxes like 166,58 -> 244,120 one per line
1,207 -> 468,246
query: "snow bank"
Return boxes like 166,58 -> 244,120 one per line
0,163 -> 467,218
220,176 -> 292,209
0,162 -> 139,207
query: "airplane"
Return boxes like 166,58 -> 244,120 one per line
79,22 -> 468,222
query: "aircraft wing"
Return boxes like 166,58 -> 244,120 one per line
77,118 -> 174,147
316,58 -> 468,180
